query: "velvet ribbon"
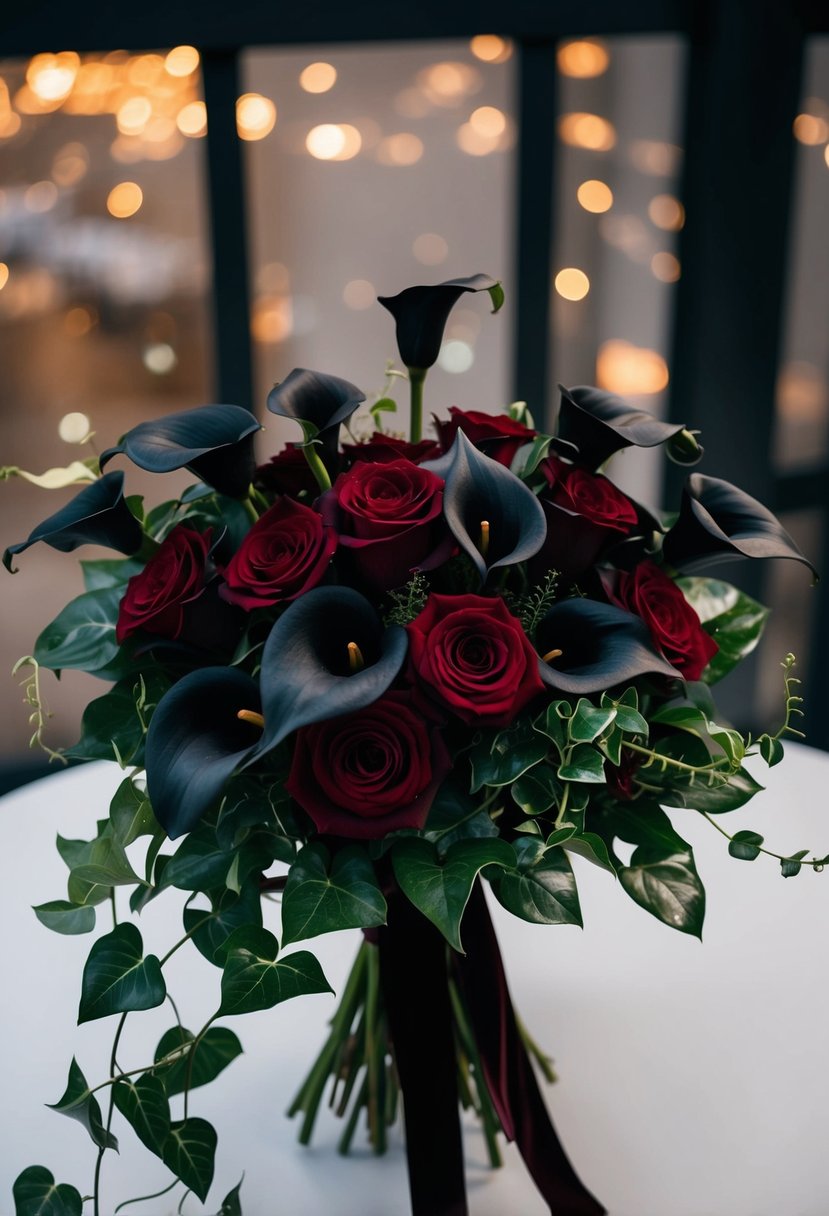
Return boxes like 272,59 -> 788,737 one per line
379,879 -> 606,1216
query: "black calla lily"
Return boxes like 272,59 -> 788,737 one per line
144,667 -> 263,839
266,368 -> 365,466
663,473 -> 818,578
378,274 -> 503,371
257,586 -> 408,749
555,385 -> 702,471
426,430 -> 546,582
100,404 -> 261,498
536,599 -> 682,693
3,471 -> 143,572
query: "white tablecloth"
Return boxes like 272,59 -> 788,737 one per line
1,745 -> 828,1215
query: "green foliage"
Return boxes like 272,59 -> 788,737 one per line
33,900 -> 95,936
422,780 -> 500,851
514,569 -> 559,638
112,1074 -> 170,1155
281,844 -> 387,945
80,557 -> 143,592
33,588 -> 123,674
488,838 -> 582,926
47,1057 -> 118,1151
218,927 -> 332,1016
160,1118 -> 217,1203
217,1179 -> 244,1216
728,830 -> 764,861
153,1027 -> 243,1096
66,672 -> 169,767
677,577 -> 769,683
11,656 -> 67,765
382,571 -> 429,626
13,1167 -> 83,1216
469,719 -> 548,792
183,882 -> 262,967
618,847 -> 705,938
78,924 -> 166,1023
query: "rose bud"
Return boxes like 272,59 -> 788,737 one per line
407,593 -> 545,726
606,560 -> 718,681
285,690 -> 451,839
219,498 -> 337,610
116,525 -> 210,643
323,458 -> 451,590
434,407 -> 537,468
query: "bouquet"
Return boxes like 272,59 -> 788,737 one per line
3,274 -> 821,1216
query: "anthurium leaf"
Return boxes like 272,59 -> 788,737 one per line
391,837 -> 515,952
558,743 -> 606,783
489,837 -> 582,926
216,1178 -> 244,1216
511,764 -> 561,816
435,430 -> 547,582
100,404 -> 261,499
536,598 -> 681,694
378,274 -> 501,370
78,923 -> 166,1023
257,586 -> 408,751
33,587 -> 122,674
469,719 -> 549,792
676,576 -> 770,683
109,777 -> 159,846
281,843 -> 386,945
728,830 -> 764,861
81,557 -> 145,591
555,385 -> 693,471
47,1058 -> 118,1151
13,1166 -> 83,1216
218,927 -> 332,1016
422,780 -> 499,850
33,901 -> 96,935
664,474 -> 817,578
153,1026 -> 243,1096
619,847 -> 705,937
160,1118 -> 216,1202
568,699 -> 617,743
112,1073 -> 170,1155
4,471 -> 143,572
183,882 -> 262,967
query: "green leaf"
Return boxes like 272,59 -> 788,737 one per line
78,923 -> 166,1023
160,1118 -> 216,1202
563,832 -> 616,874
533,700 -> 572,753
511,764 -> 561,816
13,1166 -> 83,1216
110,777 -> 159,846
781,849 -> 810,878
47,1057 -> 118,1151
568,700 -> 617,744
80,557 -> 144,592
619,847 -> 705,937
370,396 -> 397,420
601,690 -> 648,737
512,433 -> 553,480
677,577 -> 769,683
656,765 -> 763,813
68,829 -> 141,889
281,843 -> 386,945
422,781 -> 499,851
649,704 -> 745,767
758,735 -> 785,766
469,719 -> 548,792
216,1178 -> 244,1216
728,830 -> 764,861
183,882 -> 262,967
489,837 -> 582,926
112,1074 -> 170,1155
391,837 -> 515,952
594,800 -> 691,854
218,927 -> 332,1016
33,588 -> 123,673
558,743 -> 606,783
154,1026 -> 243,1096
161,828 -> 236,892
66,672 -> 169,765
33,901 -> 96,936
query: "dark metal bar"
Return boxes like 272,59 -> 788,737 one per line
201,48 -> 255,413
775,466 -> 829,514
512,38 -> 558,427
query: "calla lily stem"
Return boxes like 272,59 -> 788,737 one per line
409,369 -> 426,444
302,442 -> 332,493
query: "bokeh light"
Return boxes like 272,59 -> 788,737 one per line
343,279 -> 376,310
164,46 -> 200,78
306,123 -> 361,161
0,263 -> 9,291
143,342 -> 177,374
793,113 -> 829,145
469,35 -> 512,64
469,106 -> 506,137
558,113 -> 616,151
24,181 -> 59,213
557,41 -> 610,79
417,62 -> 481,106
651,252 -> 681,282
63,306 -> 96,336
554,268 -> 590,301
251,297 -> 293,343
648,194 -> 685,231
300,62 -> 337,94
375,133 -> 424,166
177,101 -> 207,137
412,234 -> 449,265
58,412 -> 92,442
596,340 -> 669,394
577,179 -> 613,213
106,181 -> 143,218
438,340 -> 475,373
237,93 -> 276,141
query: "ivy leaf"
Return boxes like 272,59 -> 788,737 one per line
112,1074 -> 170,1155
558,743 -> 606,783
391,837 -> 515,952
511,764 -> 561,816
218,927 -> 332,1016
677,577 -> 769,683
13,1166 -> 83,1216
649,704 -> 745,767
619,847 -> 705,937
109,777 -> 159,846
68,828 -> 142,889
422,780 -> 499,851
489,837 -> 582,925
153,1027 -> 243,1096
781,849 -> 810,878
468,720 -> 548,792
160,827 -> 237,892
563,833 -> 617,874
758,735 -> 785,767
33,901 -> 96,936
568,700 -> 617,743
183,882 -> 262,967
594,800 -> 692,854
655,766 -> 763,813
532,700 -> 572,754
728,830 -> 764,861
281,843 -> 387,945
160,1118 -> 217,1202
47,1057 -> 118,1151
33,588 -> 123,674
600,689 -> 648,736
78,923 -> 166,1023
216,1178 -> 244,1216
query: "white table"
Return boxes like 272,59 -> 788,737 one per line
1,745 -> 828,1215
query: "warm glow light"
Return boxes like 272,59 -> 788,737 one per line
52,142 -> 89,186
651,252 -> 681,282
469,35 -> 512,63
251,297 -> 293,343
825,144 -> 829,169
418,62 -> 481,105
107,181 -> 143,218
343,279 -> 376,310
58,411 -> 92,440
577,179 -> 613,213
599,213 -> 650,259
63,307 -> 95,337
793,113 -> 829,145
299,62 -> 337,93
777,361 -> 828,421
165,46 -> 200,77
177,101 -> 207,137
117,96 -> 152,135
629,139 -> 682,176
256,262 -> 290,293
557,40 -> 610,78
648,194 -> 685,231
375,133 -> 424,165
456,123 -> 500,156
412,233 -> 449,265
394,88 -> 432,118
0,263 -> 8,291
554,268 -> 590,301
596,340 -> 669,395
306,123 -> 361,161
469,105 -> 506,137
15,85 -> 64,114
24,181 -> 59,213
237,93 -> 277,140
558,112 -> 616,151
0,112 -> 21,139
27,52 -> 79,101
143,342 -> 177,374
127,54 -> 165,87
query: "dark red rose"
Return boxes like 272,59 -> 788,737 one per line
607,561 -> 718,681
285,691 -> 451,839
541,456 -> 638,533
434,407 -> 536,467
324,458 -> 450,590
407,593 -> 545,725
341,431 -> 441,465
254,444 -> 318,499
117,525 -> 210,643
531,457 -> 639,581
219,498 -> 336,610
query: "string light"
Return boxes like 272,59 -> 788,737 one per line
299,62 -> 337,93
165,46 -> 200,78
554,268 -> 590,301
596,340 -> 669,395
577,180 -> 613,213
306,124 -> 361,161
469,35 -> 512,63
236,93 -> 276,140
177,101 -> 207,137
558,113 -> 616,151
107,181 -> 143,218
557,41 -> 609,78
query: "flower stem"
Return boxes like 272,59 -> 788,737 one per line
409,369 -> 426,444
302,441 -> 332,493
